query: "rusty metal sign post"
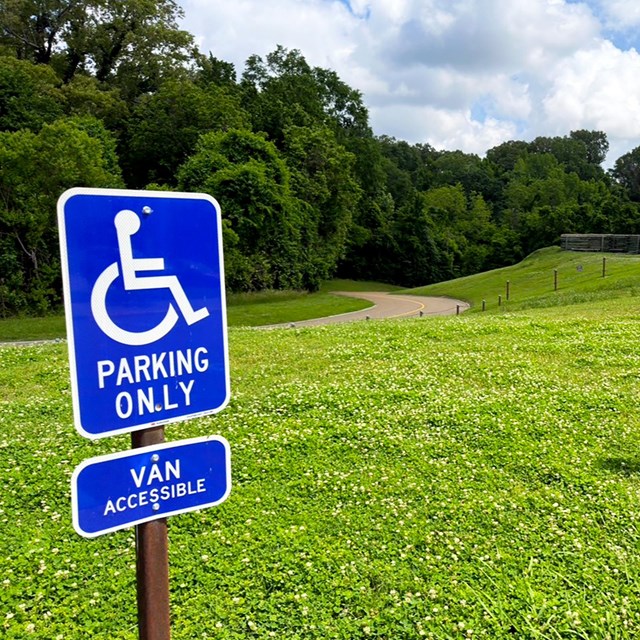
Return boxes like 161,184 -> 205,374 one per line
59,188 -> 231,639
133,427 -> 171,640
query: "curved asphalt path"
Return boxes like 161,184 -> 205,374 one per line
262,292 -> 470,328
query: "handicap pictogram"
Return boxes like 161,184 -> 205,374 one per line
90,209 -> 209,346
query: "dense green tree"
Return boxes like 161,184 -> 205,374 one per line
486,140 -> 530,173
422,185 -> 467,277
59,74 -> 128,128
340,191 -> 398,282
611,146 -> 640,202
529,132 -> 608,181
283,125 -> 360,284
313,66 -> 370,139
194,54 -> 238,90
389,192 -> 444,287
0,0 -> 79,64
499,151 -> 618,255
0,117 -> 123,315
123,79 -> 250,188
1,0 -> 195,97
83,0 -> 195,99
241,46 -> 370,146
378,136 -> 437,192
337,135 -> 398,283
341,135 -> 450,287
0,55 -> 64,131
431,150 -> 501,205
241,47 -> 324,144
177,129 -> 310,291
570,129 -> 609,166
423,185 -> 499,277
598,189 -> 640,233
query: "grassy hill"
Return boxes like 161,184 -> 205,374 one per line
406,246 -> 640,312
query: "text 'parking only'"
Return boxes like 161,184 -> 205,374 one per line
58,188 -> 230,439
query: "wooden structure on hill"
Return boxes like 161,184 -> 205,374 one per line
560,234 -> 640,254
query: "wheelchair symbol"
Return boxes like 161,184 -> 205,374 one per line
90,209 -> 209,346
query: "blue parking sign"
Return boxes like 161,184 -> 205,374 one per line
72,435 -> 231,537
58,188 -> 230,439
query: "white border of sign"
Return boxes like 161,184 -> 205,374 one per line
71,435 -> 231,538
57,187 -> 230,440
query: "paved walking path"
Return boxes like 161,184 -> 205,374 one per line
262,292 -> 470,328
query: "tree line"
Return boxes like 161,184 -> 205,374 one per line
2,0 -> 640,316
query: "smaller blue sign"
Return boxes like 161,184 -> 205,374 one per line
71,436 -> 230,538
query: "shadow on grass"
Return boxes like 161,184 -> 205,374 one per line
598,457 -> 640,476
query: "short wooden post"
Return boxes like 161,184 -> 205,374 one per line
554,269 -> 558,291
456,305 -> 460,315
506,280 -> 510,301
498,294 -> 502,307
602,257 -> 606,278
482,299 -> 486,312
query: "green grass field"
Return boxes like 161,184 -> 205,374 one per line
3,279 -> 640,637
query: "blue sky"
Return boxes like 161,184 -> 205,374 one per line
573,0 -> 640,50
179,0 -> 640,166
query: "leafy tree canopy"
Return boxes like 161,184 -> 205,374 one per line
0,55 -> 64,131
1,0 -> 195,97
241,45 -> 370,145
611,146 -> 640,202
0,116 -> 122,314
124,79 -> 250,188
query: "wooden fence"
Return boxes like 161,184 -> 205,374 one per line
560,234 -> 640,253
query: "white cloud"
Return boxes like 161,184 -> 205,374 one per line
488,78 -> 532,121
372,0 -> 599,74
372,103 -> 519,155
180,0 -> 359,76
178,0 -> 640,164
542,41 -> 640,136
596,0 -> 640,29
540,40 -> 640,164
